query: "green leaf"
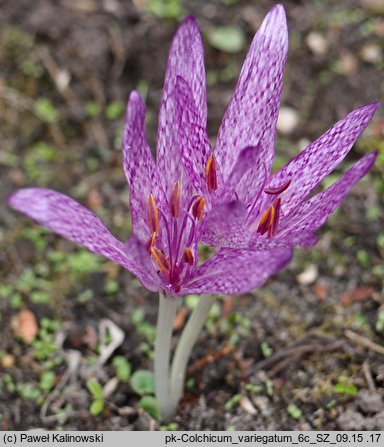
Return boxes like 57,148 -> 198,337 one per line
106,101 -> 124,120
138,395 -> 161,420
261,341 -> 272,358
90,399 -> 105,416
86,379 -> 104,399
84,101 -> 101,118
375,310 -> 384,332
332,383 -> 358,396
130,370 -> 155,396
34,98 -> 59,124
224,394 -> 241,411
208,27 -> 245,53
112,356 -> 132,382
39,371 -> 55,392
287,403 -> 302,420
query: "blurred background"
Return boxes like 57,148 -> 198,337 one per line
0,0 -> 383,430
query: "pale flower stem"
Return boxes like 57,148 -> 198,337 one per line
154,292 -> 178,422
169,295 -> 215,417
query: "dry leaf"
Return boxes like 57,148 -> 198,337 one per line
340,286 -> 375,305
11,310 -> 38,344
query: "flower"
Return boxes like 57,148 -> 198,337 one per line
7,5 -> 377,298
169,7 -> 378,253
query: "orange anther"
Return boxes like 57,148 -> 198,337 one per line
205,154 -> 218,193
145,232 -> 157,253
170,180 -> 181,219
150,247 -> 171,273
146,193 -> 159,235
268,198 -> 281,238
183,247 -> 194,266
191,196 -> 206,221
257,206 -> 273,236
257,198 -> 281,238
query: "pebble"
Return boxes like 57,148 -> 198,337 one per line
252,396 -> 272,417
240,396 -> 257,415
1,354 -> 15,369
360,44 -> 382,64
297,264 -> 318,285
306,32 -> 328,55
357,390 -> 384,414
337,409 -> 365,430
338,51 -> 358,77
277,107 -> 299,135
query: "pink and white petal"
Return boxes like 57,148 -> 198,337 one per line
125,235 -> 162,291
279,151 -> 377,240
173,76 -> 214,196
7,188 -> 160,290
182,247 -> 293,295
215,5 -> 288,180
122,91 -> 164,241
221,145 -> 266,204
270,102 -> 378,215
200,201 -> 252,249
157,16 -> 207,194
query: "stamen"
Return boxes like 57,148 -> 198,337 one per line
150,247 -> 171,273
257,206 -> 273,236
257,198 -> 281,238
145,232 -> 157,253
146,193 -> 159,234
191,196 -> 206,221
268,198 -> 281,238
183,247 -> 194,266
264,179 -> 291,195
170,180 -> 181,219
205,154 -> 218,193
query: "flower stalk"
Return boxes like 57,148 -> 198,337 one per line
154,293 -> 178,422
154,293 -> 215,421
169,295 -> 215,417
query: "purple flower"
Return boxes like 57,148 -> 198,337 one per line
8,7 -> 292,296
7,5 -> 377,298
169,7 -> 378,254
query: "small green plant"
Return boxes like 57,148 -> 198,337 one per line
130,370 -> 155,396
112,356 -> 132,382
84,101 -> 101,118
207,27 -> 245,53
104,280 -> 119,295
17,383 -> 42,403
130,309 -> 156,358
145,0 -> 184,19
34,99 -> 59,124
287,403 -> 302,420
106,101 -> 124,120
32,318 -> 60,361
332,376 -> 358,396
39,371 -> 56,392
376,309 -> 384,333
261,341 -> 273,358
87,379 -> 105,416
224,394 -> 241,411
138,395 -> 161,420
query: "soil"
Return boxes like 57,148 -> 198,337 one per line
1,0 -> 383,431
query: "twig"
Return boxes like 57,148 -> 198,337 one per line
188,345 -> 234,376
97,318 -> 125,366
344,329 -> 384,356
250,333 -> 345,377
362,360 -> 376,392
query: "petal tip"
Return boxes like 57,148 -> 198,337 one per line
6,188 -> 33,209
258,3 -> 288,52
